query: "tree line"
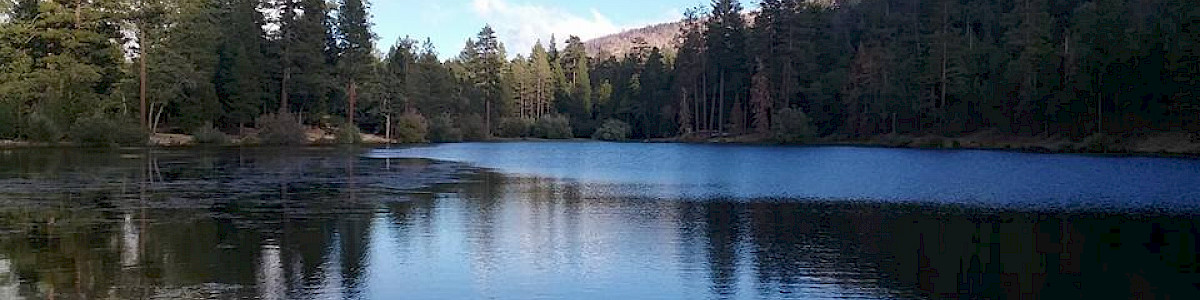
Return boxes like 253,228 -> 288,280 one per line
1,0 -> 1197,145
672,0 -> 1199,141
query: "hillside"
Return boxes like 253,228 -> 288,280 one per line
584,22 -> 683,58
583,12 -> 759,58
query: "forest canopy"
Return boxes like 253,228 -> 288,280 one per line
1,0 -> 1196,144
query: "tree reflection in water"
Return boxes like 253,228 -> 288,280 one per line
0,148 -> 1195,299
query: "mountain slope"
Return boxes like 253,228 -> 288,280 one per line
583,11 -> 759,58
584,22 -> 683,58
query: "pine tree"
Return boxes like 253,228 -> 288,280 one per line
750,66 -> 772,134
1003,0 -> 1056,134
672,7 -> 706,133
562,36 -> 591,120
277,0 -> 334,117
336,0 -> 375,126
214,0 -> 267,130
0,0 -> 124,138
145,0 -> 223,130
705,0 -> 749,133
466,25 -> 506,135
383,37 -> 418,122
411,39 -> 457,115
128,0 -> 170,131
510,55 -> 531,118
595,80 -> 613,120
530,41 -> 554,119
677,87 -> 693,135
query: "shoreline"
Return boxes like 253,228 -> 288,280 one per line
4,131 -> 1198,158
663,131 -> 1200,158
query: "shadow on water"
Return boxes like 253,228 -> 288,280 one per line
0,147 -> 1196,299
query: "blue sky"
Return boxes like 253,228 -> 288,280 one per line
370,0 -> 756,59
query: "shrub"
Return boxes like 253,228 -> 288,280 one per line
592,119 -> 631,141
70,115 -> 115,146
428,113 -> 463,143
238,135 -> 261,146
317,115 -> 346,132
111,119 -> 148,146
772,107 -> 816,144
70,115 -> 146,147
912,135 -> 947,149
193,123 -> 229,145
532,114 -> 572,139
26,113 -> 63,143
335,123 -> 362,144
573,118 -> 599,138
394,111 -> 428,143
498,117 -> 533,138
1081,133 -> 1124,153
0,102 -> 17,139
256,112 -> 307,145
460,114 -> 488,141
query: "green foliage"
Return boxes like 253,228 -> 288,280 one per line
277,0 -> 334,115
497,117 -> 533,138
214,0 -> 268,127
112,120 -> 149,147
2,0 -> 1198,149
1,0 -> 123,141
428,113 -> 463,143
394,111 -> 428,143
25,113 -> 62,143
256,112 -> 307,145
68,117 -> 111,147
532,114 -> 572,139
459,114 -> 488,141
69,115 -> 147,147
562,36 -> 592,118
772,107 -> 815,144
0,102 -> 18,139
193,123 -> 230,145
336,0 -> 375,75
335,123 -> 362,144
593,119 -> 631,141
462,26 -> 508,133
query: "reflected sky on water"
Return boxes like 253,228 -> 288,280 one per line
0,146 -> 1196,299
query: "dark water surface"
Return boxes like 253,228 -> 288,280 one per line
0,144 -> 1198,299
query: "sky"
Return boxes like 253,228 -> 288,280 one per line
370,0 -> 756,59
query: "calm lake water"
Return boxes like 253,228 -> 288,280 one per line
1,143 -> 1198,299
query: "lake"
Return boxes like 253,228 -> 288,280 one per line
1,143 -> 1198,299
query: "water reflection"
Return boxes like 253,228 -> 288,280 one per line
0,148 -> 1196,299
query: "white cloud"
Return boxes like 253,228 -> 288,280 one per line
470,0 -> 645,56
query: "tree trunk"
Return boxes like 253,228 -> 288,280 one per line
693,82 -> 699,133
348,81 -> 357,125
151,103 -> 166,135
702,73 -> 709,131
486,99 -> 492,137
74,0 -> 81,28
892,112 -> 898,134
1096,73 -> 1103,134
280,68 -> 290,113
139,32 -> 148,131
940,1 -> 948,131
718,73 -> 725,133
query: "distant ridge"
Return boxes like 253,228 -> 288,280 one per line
583,21 -> 684,58
583,11 -> 760,58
